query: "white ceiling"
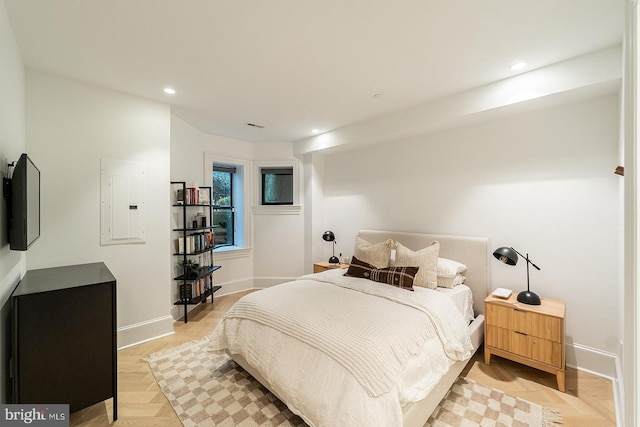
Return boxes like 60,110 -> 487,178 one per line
5,0 -> 625,144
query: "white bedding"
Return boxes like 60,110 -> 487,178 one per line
435,284 -> 475,324
210,269 -> 474,427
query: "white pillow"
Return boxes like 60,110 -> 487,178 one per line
437,274 -> 465,289
391,241 -> 439,289
437,257 -> 467,278
353,236 -> 393,268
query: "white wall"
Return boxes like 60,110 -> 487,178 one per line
0,0 -> 25,299
25,72 -> 173,348
252,142 -> 305,283
322,94 -> 621,377
0,0 -> 26,403
170,116 -> 306,308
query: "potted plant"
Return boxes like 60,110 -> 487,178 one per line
178,258 -> 199,276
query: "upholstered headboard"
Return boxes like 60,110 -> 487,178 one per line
357,230 -> 490,316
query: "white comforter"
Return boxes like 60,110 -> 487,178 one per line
210,269 -> 473,427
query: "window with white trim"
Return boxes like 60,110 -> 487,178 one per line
253,160 -> 300,215
205,153 -> 250,251
212,164 -> 235,247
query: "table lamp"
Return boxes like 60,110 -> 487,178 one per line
322,231 -> 339,264
493,246 -> 541,305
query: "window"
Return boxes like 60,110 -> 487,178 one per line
212,165 -> 235,247
205,153 -> 250,254
261,167 -> 293,205
253,160 -> 300,215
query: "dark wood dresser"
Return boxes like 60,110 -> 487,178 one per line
10,262 -> 117,420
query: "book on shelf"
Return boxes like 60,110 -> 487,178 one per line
188,231 -> 215,252
178,276 -> 213,301
177,231 -> 216,255
175,188 -> 184,205
179,283 -> 192,301
184,187 -> 201,204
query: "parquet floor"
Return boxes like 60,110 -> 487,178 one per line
70,290 -> 617,426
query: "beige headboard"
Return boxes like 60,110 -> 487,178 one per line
357,230 -> 490,316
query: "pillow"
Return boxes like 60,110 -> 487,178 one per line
437,274 -> 465,289
353,236 -> 393,268
345,256 -> 375,279
345,256 -> 418,291
391,241 -> 439,289
437,257 -> 467,278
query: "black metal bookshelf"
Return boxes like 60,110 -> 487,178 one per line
171,181 -> 222,323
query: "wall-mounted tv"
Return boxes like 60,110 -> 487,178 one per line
3,153 -> 40,251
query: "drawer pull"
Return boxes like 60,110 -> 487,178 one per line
514,309 -> 527,313
515,331 -> 528,336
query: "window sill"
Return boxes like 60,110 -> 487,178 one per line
213,246 -> 252,260
252,205 -> 302,215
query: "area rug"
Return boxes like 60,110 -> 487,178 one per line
145,337 -> 561,427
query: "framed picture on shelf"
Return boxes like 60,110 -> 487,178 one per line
199,188 -> 210,205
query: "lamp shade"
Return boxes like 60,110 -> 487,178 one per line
322,231 -> 335,242
493,247 -> 518,266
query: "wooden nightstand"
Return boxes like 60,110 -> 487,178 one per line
313,262 -> 349,273
484,293 -> 566,392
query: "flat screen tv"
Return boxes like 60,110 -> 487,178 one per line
4,153 -> 40,251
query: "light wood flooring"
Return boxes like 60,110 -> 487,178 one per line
70,290 -> 617,426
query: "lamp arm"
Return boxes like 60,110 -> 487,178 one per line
510,247 -> 541,270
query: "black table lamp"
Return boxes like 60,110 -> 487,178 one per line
322,231 -> 339,264
493,246 -> 541,305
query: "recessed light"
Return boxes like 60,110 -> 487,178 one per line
164,88 -> 176,95
311,129 -> 320,134
510,62 -> 527,71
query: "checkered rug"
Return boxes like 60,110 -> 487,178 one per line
145,337 -> 561,427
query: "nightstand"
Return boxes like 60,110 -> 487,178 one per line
313,262 -> 349,273
484,293 -> 566,392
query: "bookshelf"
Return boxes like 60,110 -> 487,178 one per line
171,181 -> 222,323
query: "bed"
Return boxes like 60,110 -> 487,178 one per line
210,230 -> 489,426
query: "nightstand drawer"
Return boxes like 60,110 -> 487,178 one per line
531,337 -> 562,367
486,325 -> 531,356
486,325 -> 562,367
529,312 -> 563,343
486,303 -> 562,343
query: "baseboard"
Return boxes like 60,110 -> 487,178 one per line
253,276 -> 297,289
117,315 -> 175,350
567,342 -> 619,380
213,277 -> 254,296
